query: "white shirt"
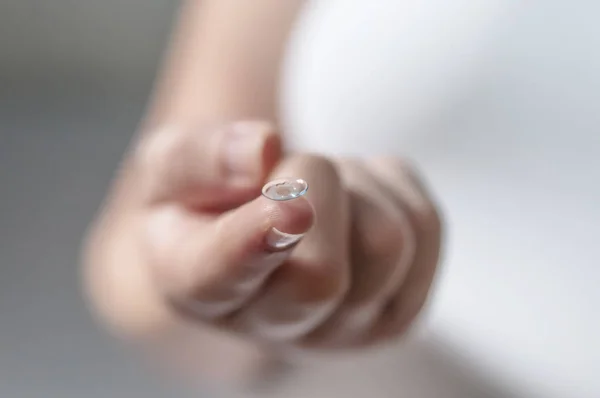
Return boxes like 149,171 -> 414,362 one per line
279,1 -> 600,397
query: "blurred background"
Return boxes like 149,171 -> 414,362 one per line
1,1 -> 598,397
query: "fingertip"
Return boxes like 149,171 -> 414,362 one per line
213,195 -> 314,258
266,195 -> 315,237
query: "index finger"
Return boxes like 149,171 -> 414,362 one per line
135,121 -> 282,209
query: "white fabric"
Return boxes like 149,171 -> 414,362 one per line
278,1 -> 600,397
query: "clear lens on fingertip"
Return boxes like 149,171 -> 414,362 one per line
262,178 -> 308,201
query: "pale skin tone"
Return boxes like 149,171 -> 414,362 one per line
82,0 -> 442,390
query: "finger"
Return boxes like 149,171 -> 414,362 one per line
340,159 -> 416,306
239,155 -> 351,341
135,120 -> 282,209
144,191 -> 314,319
299,159 -> 416,348
364,158 -> 443,343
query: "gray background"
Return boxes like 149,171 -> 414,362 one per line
1,1 -> 599,397
0,1 -> 205,397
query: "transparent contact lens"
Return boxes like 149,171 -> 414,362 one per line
262,178 -> 308,201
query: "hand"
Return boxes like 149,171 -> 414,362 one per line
82,121 -> 442,384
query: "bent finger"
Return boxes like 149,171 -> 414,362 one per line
299,159 -> 415,349
363,158 -> 443,344
136,121 -> 282,209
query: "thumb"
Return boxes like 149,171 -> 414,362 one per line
136,121 -> 282,209
145,183 -> 314,319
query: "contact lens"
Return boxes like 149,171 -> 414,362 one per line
262,178 -> 308,201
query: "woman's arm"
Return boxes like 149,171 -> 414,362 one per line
85,0 -> 305,386
144,0 -> 304,131
84,1 -> 442,392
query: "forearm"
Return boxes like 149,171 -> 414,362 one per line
144,0 -> 304,132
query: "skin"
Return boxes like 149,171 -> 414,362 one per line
81,0 -> 443,390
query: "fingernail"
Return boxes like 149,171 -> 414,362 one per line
223,121 -> 272,185
266,227 -> 304,251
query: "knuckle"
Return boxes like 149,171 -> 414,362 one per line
397,163 -> 444,237
380,214 -> 410,254
415,201 -> 443,238
134,127 -> 186,177
370,156 -> 414,177
286,154 -> 341,181
367,158 -> 441,233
